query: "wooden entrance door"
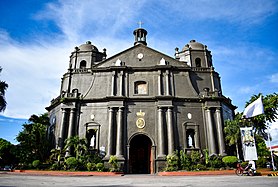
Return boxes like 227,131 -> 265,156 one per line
129,134 -> 152,174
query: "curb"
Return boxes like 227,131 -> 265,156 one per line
158,170 -> 235,176
9,170 -> 124,176
268,173 -> 278,176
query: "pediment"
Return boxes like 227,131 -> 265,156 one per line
96,44 -> 189,68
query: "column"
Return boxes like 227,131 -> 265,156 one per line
67,108 -> 75,139
165,70 -> 170,96
210,67 -> 215,92
167,107 -> 174,154
157,71 -> 162,96
58,108 -> 67,149
205,108 -> 216,155
194,126 -> 200,148
215,108 -> 225,155
157,107 -> 165,158
106,107 -> 114,158
111,72 -> 116,96
119,71 -> 124,96
116,107 -> 124,158
65,108 -> 75,157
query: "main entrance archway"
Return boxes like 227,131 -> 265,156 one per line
129,134 -> 152,174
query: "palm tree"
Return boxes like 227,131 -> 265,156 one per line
50,148 -> 65,165
64,136 -> 88,160
0,66 -> 8,112
224,114 -> 241,159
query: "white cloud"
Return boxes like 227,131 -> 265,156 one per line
0,39 -> 70,118
161,0 -> 278,25
0,0 -> 146,118
35,0 -> 147,43
269,73 -> 278,84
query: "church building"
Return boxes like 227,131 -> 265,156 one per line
46,27 -> 236,173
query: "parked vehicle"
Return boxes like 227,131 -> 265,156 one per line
235,162 -> 254,176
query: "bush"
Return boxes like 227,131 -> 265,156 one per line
50,163 -> 59,170
190,150 -> 201,164
65,157 -> 78,170
96,163 -> 104,171
32,160 -> 40,169
108,155 -> 119,172
195,163 -> 207,171
222,156 -> 238,168
179,150 -> 191,170
165,153 -> 179,171
86,162 -> 95,171
208,155 -> 224,169
256,157 -> 268,168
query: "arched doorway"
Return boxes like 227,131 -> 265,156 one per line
129,134 -> 152,174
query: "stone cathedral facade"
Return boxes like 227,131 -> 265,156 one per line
46,27 -> 235,174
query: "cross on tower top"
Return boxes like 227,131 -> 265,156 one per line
138,21 -> 144,28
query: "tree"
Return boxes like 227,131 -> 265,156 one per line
16,113 -> 50,164
64,136 -> 87,160
0,66 -> 8,112
0,138 -> 16,166
244,93 -> 278,140
224,113 -> 241,159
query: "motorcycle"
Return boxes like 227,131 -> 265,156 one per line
235,162 -> 254,176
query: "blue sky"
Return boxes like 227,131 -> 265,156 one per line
0,0 -> 277,145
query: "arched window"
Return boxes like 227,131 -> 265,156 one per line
195,58 -> 201,67
80,60 -> 87,69
134,81 -> 147,95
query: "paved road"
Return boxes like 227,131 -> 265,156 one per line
0,173 -> 277,187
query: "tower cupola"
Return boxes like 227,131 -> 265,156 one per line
133,27 -> 148,46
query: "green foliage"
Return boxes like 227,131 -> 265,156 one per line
32,160 -> 40,169
179,150 -> 191,170
108,155 -> 119,172
0,138 -> 16,166
15,113 -> 50,164
195,163 -> 207,171
256,135 -> 270,157
65,157 -> 78,170
50,163 -> 60,170
203,149 -> 209,165
222,156 -> 238,167
50,148 -> 65,165
165,153 -> 179,171
0,66 -> 8,112
244,93 -> 278,140
207,155 -> 224,169
86,162 -> 95,171
64,136 -> 88,160
256,157 -> 268,168
178,150 -> 207,171
224,114 -> 241,158
96,163 -> 104,171
190,150 -> 201,164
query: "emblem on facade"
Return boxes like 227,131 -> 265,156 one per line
136,110 -> 145,129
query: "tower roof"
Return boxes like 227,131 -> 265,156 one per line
182,40 -> 206,51
79,41 -> 99,51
